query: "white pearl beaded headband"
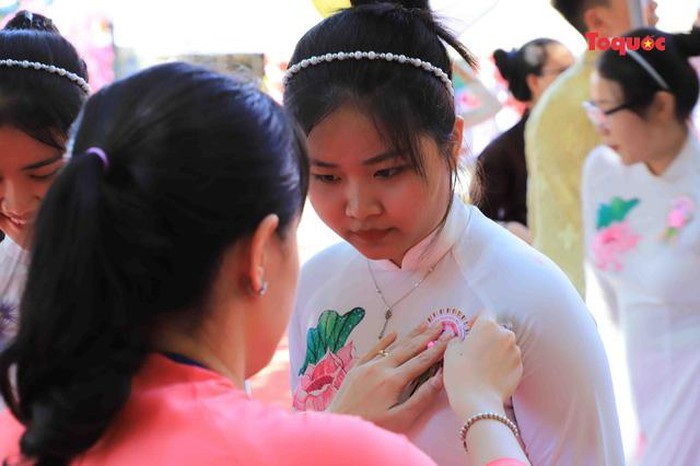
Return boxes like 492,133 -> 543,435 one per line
0,59 -> 90,94
284,51 -> 454,96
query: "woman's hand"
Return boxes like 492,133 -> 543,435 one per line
443,313 -> 523,420
328,323 -> 453,433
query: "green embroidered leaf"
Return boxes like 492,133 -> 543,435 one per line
597,197 -> 640,229
328,308 -> 365,353
299,307 -> 366,375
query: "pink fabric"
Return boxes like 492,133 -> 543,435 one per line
486,459 -> 528,466
0,354 -> 434,466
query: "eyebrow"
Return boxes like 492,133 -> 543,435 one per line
310,150 -> 402,168
21,155 -> 63,171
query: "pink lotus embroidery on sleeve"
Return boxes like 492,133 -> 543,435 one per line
593,197 -> 642,271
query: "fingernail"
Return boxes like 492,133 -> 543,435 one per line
426,341 -> 436,350
439,329 -> 455,340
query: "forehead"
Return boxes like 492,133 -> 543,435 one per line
545,43 -> 573,64
590,71 -> 624,101
307,105 -> 389,160
0,125 -> 61,170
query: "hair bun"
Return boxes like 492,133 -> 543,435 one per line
351,0 -> 430,10
493,48 -> 516,81
673,27 -> 700,59
4,10 -> 59,33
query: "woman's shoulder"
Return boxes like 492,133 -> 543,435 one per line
189,397 -> 433,465
456,208 -> 577,298
268,410 -> 434,465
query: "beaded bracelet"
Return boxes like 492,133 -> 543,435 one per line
458,412 -> 520,452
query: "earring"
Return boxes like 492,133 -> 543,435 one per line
250,280 -> 268,296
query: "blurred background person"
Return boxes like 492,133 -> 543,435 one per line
470,38 -> 573,244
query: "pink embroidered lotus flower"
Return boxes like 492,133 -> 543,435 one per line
592,220 -> 641,271
293,341 -> 356,411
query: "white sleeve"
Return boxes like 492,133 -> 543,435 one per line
581,149 -> 620,325
288,283 -> 308,393
510,266 -> 624,465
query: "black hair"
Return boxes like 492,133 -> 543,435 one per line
551,0 -> 609,35
493,38 -> 563,102
597,27 -> 700,123
0,62 -> 308,465
284,0 -> 475,213
0,10 -> 88,150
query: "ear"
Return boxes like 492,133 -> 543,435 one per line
526,73 -> 541,99
650,91 -> 677,123
582,7 -> 605,33
451,116 -> 465,166
247,214 -> 280,295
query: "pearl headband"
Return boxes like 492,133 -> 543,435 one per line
284,51 -> 454,96
0,59 -> 90,94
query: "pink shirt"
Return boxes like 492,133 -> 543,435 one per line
0,354 -> 527,466
0,354 -> 434,465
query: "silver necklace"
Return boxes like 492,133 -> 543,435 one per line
367,248 -> 452,340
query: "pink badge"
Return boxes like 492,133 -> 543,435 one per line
425,307 -> 470,341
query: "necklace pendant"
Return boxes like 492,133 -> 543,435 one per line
378,308 -> 392,340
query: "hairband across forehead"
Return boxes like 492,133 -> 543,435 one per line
284,50 -> 454,96
626,49 -> 670,90
0,58 -> 90,94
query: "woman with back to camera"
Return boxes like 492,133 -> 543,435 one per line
470,38 -> 573,243
0,61 -> 528,466
582,26 -> 700,466
0,10 -> 89,351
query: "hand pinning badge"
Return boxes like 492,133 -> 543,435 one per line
425,307 -> 471,343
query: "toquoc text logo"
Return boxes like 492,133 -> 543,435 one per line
585,31 -> 665,56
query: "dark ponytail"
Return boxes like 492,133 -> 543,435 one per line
0,10 -> 88,151
597,27 -> 700,122
0,62 -> 308,465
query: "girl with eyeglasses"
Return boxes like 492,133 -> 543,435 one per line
582,27 -> 700,466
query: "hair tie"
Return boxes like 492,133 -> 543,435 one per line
86,147 -> 109,171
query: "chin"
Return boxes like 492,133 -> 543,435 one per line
347,241 -> 394,262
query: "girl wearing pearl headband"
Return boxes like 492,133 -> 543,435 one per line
0,11 -> 88,355
286,1 -> 623,465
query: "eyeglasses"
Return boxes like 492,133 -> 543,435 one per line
582,100 -> 636,130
